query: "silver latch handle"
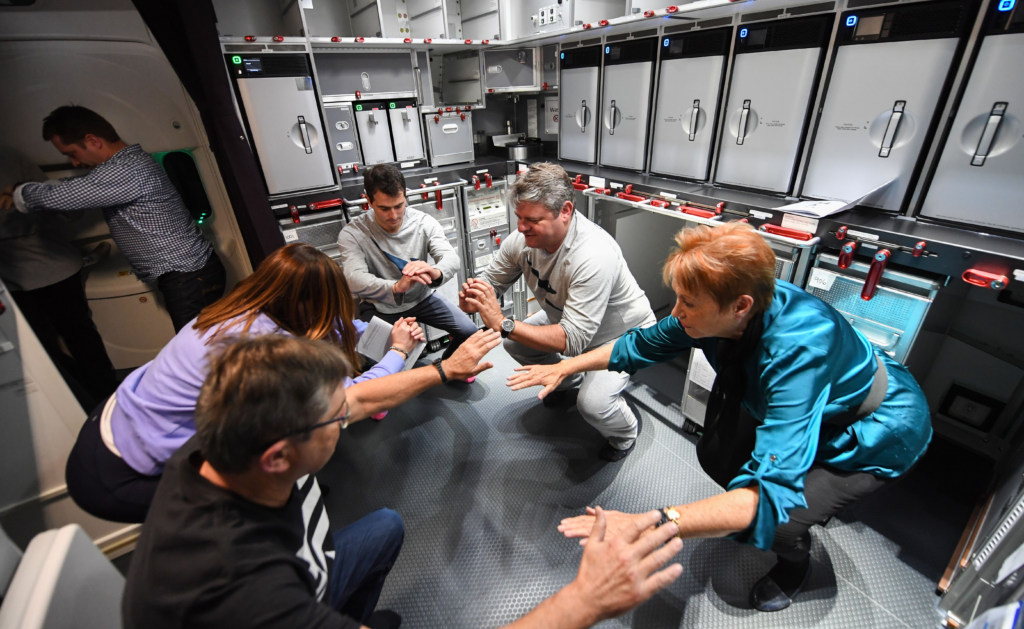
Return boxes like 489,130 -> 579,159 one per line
878,100 -> 906,158
607,100 -> 618,135
736,100 -> 750,145
402,109 -> 411,124
971,102 -> 1008,167
688,99 -> 700,141
580,100 -> 588,133
368,111 -> 378,125
297,116 -> 312,154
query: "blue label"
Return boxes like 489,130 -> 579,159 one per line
998,0 -> 1015,11
605,46 -> 610,53
846,15 -> 858,26
560,52 -> 564,59
663,38 -> 670,46
739,28 -> 748,38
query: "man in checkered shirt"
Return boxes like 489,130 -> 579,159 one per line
1,106 -> 225,332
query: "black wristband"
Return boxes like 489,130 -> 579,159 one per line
432,358 -> 448,384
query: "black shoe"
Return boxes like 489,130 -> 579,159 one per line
542,389 -> 569,408
750,557 -> 812,612
365,610 -> 402,629
598,401 -> 643,462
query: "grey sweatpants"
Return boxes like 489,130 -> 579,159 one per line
503,311 -> 639,450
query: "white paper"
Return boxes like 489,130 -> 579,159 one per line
964,602 -> 1022,629
998,542 -> 1024,584
689,350 -> 717,392
778,179 -> 896,219
283,231 -> 299,242
781,213 -> 820,234
544,96 -> 559,135
808,268 -> 837,292
355,317 -> 425,371
475,253 -> 494,269
300,0 -> 313,8
588,176 -> 605,188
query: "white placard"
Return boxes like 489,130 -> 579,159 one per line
544,96 -> 559,135
659,192 -> 677,199
283,231 -> 299,242
808,268 -> 837,292
781,213 -> 820,234
271,203 -> 289,210
355,317 -> 425,370
475,253 -> 494,269
469,207 -> 507,231
476,168 -> 490,174
588,176 -> 605,188
689,350 -> 717,392
610,182 -> 623,189
748,210 -> 773,220
400,161 -> 417,168
519,163 -> 530,172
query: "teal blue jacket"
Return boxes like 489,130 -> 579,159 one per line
609,281 -> 932,551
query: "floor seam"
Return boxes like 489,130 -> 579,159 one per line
831,571 -> 915,628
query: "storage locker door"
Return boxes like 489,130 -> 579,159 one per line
313,53 -> 416,98
389,107 -> 426,161
425,112 -> 475,166
921,33 -> 1024,233
651,55 -> 725,180
355,108 -> 396,165
714,47 -> 821,193
237,77 -> 334,195
600,62 -> 654,170
558,67 -> 600,163
323,105 -> 361,168
803,39 -> 958,210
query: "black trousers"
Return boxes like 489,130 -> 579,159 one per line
65,398 -> 161,524
771,465 -> 889,563
157,251 -> 227,333
10,270 -> 117,405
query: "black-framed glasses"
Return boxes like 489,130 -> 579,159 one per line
258,405 -> 350,453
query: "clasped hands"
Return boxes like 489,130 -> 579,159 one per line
393,260 -> 441,294
458,278 -> 504,331
388,317 -> 426,353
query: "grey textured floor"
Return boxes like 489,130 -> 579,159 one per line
320,346 -> 947,628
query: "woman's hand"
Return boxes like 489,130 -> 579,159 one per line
389,317 -> 425,353
507,364 -> 568,400
559,507 -> 655,546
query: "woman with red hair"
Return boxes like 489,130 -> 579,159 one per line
65,243 -> 424,523
509,222 -> 931,612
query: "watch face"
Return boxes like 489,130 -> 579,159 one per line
502,319 -> 515,332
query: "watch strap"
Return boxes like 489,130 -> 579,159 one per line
432,358 -> 448,384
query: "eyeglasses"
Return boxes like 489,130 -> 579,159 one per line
258,405 -> 350,453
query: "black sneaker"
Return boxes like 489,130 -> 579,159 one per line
598,399 -> 643,462
750,556 -> 812,612
365,610 -> 402,629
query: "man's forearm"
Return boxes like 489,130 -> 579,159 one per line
502,583 -> 596,629
507,321 -> 568,354
346,363 -> 443,420
673,487 -> 759,539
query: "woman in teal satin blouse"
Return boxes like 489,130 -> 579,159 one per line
507,221 -> 932,612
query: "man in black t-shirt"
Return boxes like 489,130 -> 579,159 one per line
123,332 -> 686,629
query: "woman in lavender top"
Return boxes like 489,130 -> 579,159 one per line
65,243 -> 423,523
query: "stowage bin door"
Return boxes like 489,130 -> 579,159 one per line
599,61 -> 654,170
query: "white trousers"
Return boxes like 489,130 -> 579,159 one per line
503,311 -> 638,450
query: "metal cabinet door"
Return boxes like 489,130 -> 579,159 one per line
483,48 -> 538,90
650,55 -> 725,180
803,39 -> 958,211
323,104 -> 361,168
600,62 -> 653,170
314,53 -> 417,99
424,112 -> 474,166
559,67 -> 600,163
389,106 -> 426,162
921,33 -> 1024,233
714,48 -> 821,193
355,108 -> 396,165
237,76 -> 334,195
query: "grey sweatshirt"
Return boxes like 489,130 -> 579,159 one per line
478,212 -> 655,356
337,208 -> 461,314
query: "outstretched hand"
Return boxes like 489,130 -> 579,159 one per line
441,329 -> 502,380
559,507 -> 656,546
506,364 -> 567,400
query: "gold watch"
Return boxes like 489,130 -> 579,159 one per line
661,506 -> 683,538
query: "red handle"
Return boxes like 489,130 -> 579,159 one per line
465,105 -> 472,110
273,36 -> 284,42
465,39 -> 473,44
838,241 -> 858,269
308,198 -> 343,211
353,163 -> 359,172
583,23 -> 592,29
355,90 -> 361,99
912,241 -> 926,258
421,183 -> 429,200
435,189 -> 443,211
716,202 -> 725,214
644,10 -> 655,16
962,269 -> 1008,290
617,192 -> 646,202
666,5 -> 679,12
404,38 -> 412,43
355,37 -> 364,43
424,38 -> 432,43
0,300 -> 5,316
338,165 -> 345,177
649,199 -> 670,208
245,35 -> 257,42
289,205 -> 300,224
760,224 -> 813,241
593,188 -> 612,195
472,175 -> 480,190
484,174 -> 493,188
861,249 -> 891,301
623,184 -> 633,194
572,182 -> 589,191
681,206 -> 716,219
836,225 -> 848,240
599,19 -> 610,26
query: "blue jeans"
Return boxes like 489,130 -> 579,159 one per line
329,508 -> 405,623
359,293 -> 479,359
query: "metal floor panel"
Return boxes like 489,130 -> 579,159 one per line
319,348 -> 943,628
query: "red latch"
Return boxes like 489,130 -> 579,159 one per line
338,165 -> 345,176
0,300 -> 5,316
446,107 -> 452,112
836,225 -> 848,240
356,90 -> 362,99
461,113 -> 466,121
361,193 -> 369,202
353,163 -> 359,172
465,39 -> 473,44
650,199 -> 670,208
355,37 -> 365,42
644,10 -> 655,16
759,224 -> 813,241
273,36 -> 284,42
420,183 -> 429,200
617,192 -> 646,202
542,82 -> 549,90
437,108 -> 444,115
716,202 -> 725,214
681,206 -> 717,219
838,241 -> 858,269
308,198 -> 343,211
483,39 -> 490,44
290,205 -> 300,224
599,19 -> 610,26
472,175 -> 481,190
465,105 -> 472,110
484,173 -> 493,188
593,188 -> 612,195
489,88 -> 495,93
666,5 -> 679,12
963,269 -> 1008,290
574,175 -> 583,184
245,35 -> 257,42
331,36 -> 342,42
435,189 -> 444,211
434,115 -> 440,123
583,23 -> 592,29
425,38 -> 432,43
404,38 -> 412,43
862,249 -> 891,301
912,241 -> 926,258
572,182 -> 589,191
495,235 -> 501,245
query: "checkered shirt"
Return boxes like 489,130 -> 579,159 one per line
16,144 -> 212,283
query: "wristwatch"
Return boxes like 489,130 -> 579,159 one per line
660,507 -> 682,538
500,317 -> 516,339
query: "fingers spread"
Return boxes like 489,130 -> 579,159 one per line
639,563 -> 684,602
637,537 -> 683,577
590,506 -> 608,543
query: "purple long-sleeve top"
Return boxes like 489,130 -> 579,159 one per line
110,313 -> 405,476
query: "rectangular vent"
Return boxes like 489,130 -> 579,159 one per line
268,45 -> 308,51
606,33 -> 630,42
664,23 -> 697,34
630,28 -> 659,38
742,9 -> 786,22
889,4 -> 968,38
260,54 -> 311,77
788,1 -> 835,16
846,0 -> 895,7
224,44 -> 265,52
770,18 -> 829,46
581,37 -> 603,46
696,16 -> 735,28
683,29 -> 731,54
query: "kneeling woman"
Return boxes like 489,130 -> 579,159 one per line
66,243 -> 424,523
509,222 -> 931,612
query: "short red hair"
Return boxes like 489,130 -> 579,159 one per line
662,222 -> 776,313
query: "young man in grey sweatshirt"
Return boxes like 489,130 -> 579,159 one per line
337,164 -> 478,363
460,163 -> 656,461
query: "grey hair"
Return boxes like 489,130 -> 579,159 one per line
507,162 -> 574,216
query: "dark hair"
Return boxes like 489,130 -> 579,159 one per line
363,164 -> 407,204
194,243 -> 361,373
195,335 -> 351,474
42,106 -> 121,145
